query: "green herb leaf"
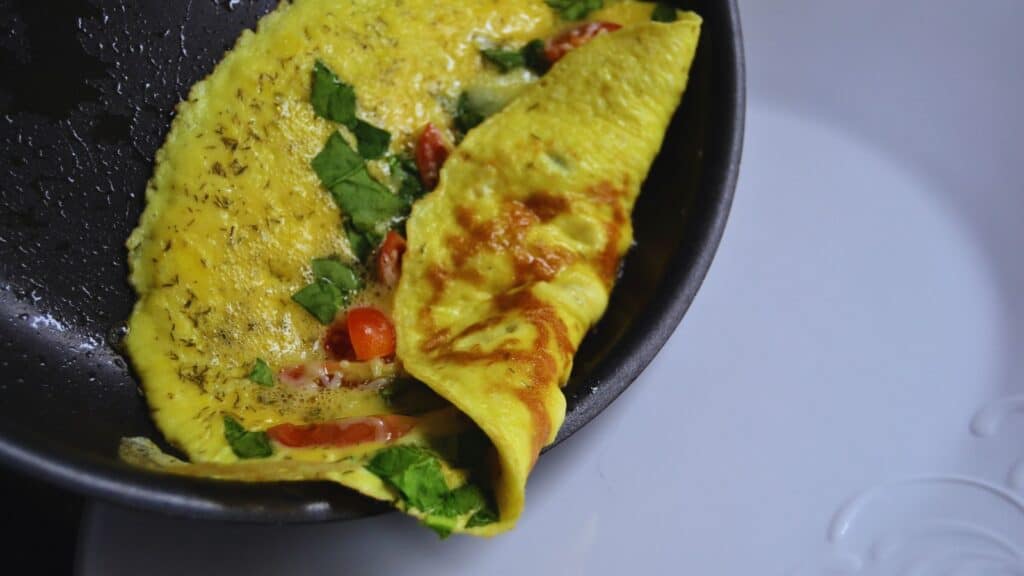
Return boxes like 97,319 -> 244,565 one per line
223,416 -> 273,459
455,92 -> 487,133
329,168 -> 408,235
311,258 -> 361,292
482,48 -> 526,72
367,444 -> 496,534
311,60 -> 357,126
347,227 -> 381,263
422,516 -> 456,539
522,39 -> 552,75
312,132 -> 363,189
651,2 -> 677,22
443,484 -> 488,517
247,358 -> 274,387
366,444 -> 428,477
353,119 -> 392,159
367,445 -> 451,513
466,506 -> 499,528
291,278 -> 345,324
545,0 -> 603,20
389,155 -> 424,204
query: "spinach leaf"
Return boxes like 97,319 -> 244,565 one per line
389,155 -> 424,204
247,358 -> 274,387
311,60 -> 357,126
522,39 -> 552,75
329,168 -> 408,234
353,119 -> 391,159
482,48 -> 526,72
651,2 -> 677,22
291,278 -> 345,324
545,0 -> 603,20
466,506 -> 499,528
455,92 -> 487,133
423,516 -> 456,539
366,445 -> 497,534
311,257 -> 361,292
347,227 -> 380,263
443,484 -> 489,517
367,445 -> 450,513
223,416 -> 273,459
313,133 -> 409,246
312,132 -> 363,189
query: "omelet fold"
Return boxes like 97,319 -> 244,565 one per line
123,0 -> 700,536
395,17 -> 701,535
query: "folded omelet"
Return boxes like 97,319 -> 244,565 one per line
123,0 -> 700,536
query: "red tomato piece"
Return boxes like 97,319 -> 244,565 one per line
414,123 -> 450,191
544,22 -> 622,63
323,318 -> 356,361
377,230 -> 407,288
267,414 -> 417,448
278,364 -> 308,384
346,307 -> 396,361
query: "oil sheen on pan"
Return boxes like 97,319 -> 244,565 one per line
121,0 -> 701,537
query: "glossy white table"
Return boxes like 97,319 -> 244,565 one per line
79,1 -> 1024,573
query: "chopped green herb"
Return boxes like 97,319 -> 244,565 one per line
522,39 -> 551,75
651,2 -> 677,22
312,132 -> 363,189
545,0 -> 603,20
466,506 -> 499,528
389,155 -> 424,204
423,516 -> 456,539
223,416 -> 273,459
311,257 -> 361,292
311,60 -> 357,126
313,133 -> 411,245
443,484 -> 489,517
366,445 -> 495,535
247,358 -> 274,387
329,168 -> 408,235
347,227 -> 380,263
455,92 -> 487,133
353,119 -> 391,159
291,278 -> 345,324
367,445 -> 450,513
482,48 -> 526,72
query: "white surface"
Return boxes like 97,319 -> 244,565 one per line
79,1 -> 1024,574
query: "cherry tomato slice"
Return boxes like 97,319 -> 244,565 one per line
544,22 -> 622,63
267,414 -> 416,448
346,307 -> 396,361
377,230 -> 407,288
414,123 -> 450,191
323,318 -> 356,361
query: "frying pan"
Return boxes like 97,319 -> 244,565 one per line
0,0 -> 744,522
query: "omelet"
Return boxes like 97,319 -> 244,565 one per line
123,0 -> 700,536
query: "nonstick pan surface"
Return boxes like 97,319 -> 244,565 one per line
0,0 -> 744,522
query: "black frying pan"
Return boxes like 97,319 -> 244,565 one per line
0,0 -> 744,522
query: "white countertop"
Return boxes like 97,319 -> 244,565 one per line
79,1 -> 1024,574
